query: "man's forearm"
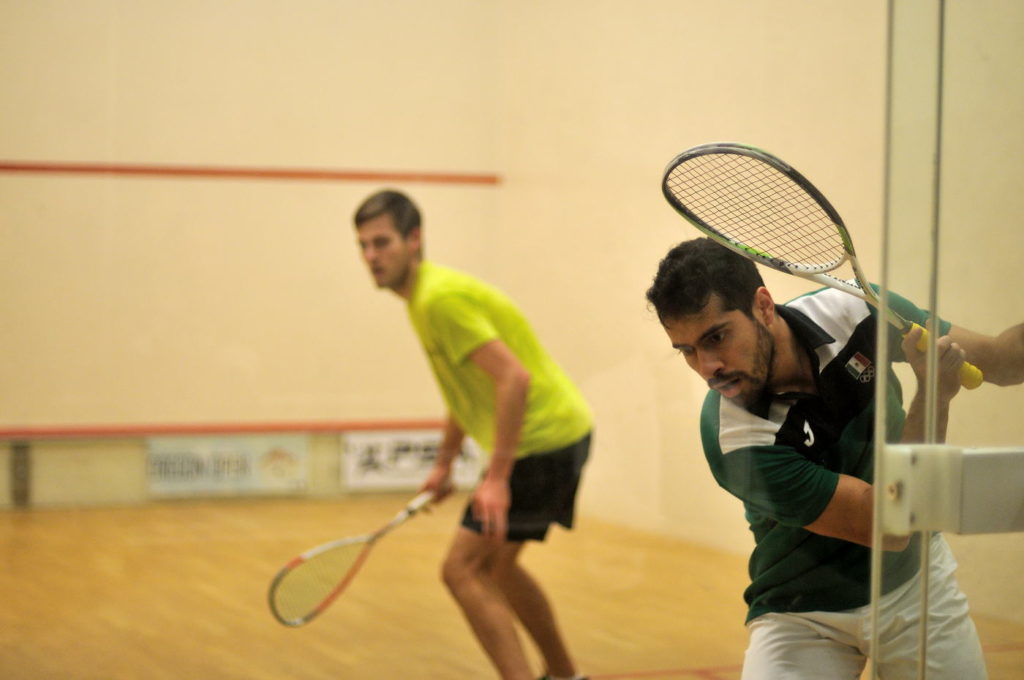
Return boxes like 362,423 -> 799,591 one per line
485,368 -> 530,482
900,392 -> 950,444
435,416 -> 465,468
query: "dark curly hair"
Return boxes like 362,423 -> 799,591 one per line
646,238 -> 764,324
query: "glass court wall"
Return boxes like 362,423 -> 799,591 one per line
874,1 -> 1024,678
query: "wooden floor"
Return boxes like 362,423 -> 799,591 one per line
1,493 -> 1021,679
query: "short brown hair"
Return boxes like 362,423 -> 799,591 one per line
353,189 -> 421,238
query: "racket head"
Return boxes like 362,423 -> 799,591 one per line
268,535 -> 373,627
661,142 -> 857,277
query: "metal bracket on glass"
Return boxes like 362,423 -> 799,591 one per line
881,445 -> 1024,535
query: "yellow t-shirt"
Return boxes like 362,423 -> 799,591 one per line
407,261 -> 592,458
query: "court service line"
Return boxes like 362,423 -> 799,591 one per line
589,639 -> 1024,679
592,666 -> 741,679
981,641 -> 1024,653
0,160 -> 501,185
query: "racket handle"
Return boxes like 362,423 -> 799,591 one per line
407,490 -> 436,512
911,323 -> 984,389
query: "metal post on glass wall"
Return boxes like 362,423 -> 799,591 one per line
872,1 -> 946,679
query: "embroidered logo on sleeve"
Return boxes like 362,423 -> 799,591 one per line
845,352 -> 875,383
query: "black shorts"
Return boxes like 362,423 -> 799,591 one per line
461,432 -> 591,542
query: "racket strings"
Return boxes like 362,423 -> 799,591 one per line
270,541 -> 368,624
666,154 -> 848,270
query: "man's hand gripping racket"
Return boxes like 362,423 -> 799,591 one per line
660,142 -> 983,389
267,490 -> 438,627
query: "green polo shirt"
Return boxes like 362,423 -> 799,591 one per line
700,287 -> 950,622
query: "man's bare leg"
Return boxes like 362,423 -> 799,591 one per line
442,528 -> 534,680
492,548 -> 577,679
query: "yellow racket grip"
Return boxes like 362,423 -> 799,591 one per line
910,323 -> 984,389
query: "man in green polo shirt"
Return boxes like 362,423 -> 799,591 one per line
645,237 -> 1024,680
353,189 -> 592,680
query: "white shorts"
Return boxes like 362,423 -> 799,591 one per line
742,534 -> 987,680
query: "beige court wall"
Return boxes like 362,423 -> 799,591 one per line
1,1 -> 1021,621
491,0 -> 893,552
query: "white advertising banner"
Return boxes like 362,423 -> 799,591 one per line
341,429 -> 482,491
147,434 -> 308,497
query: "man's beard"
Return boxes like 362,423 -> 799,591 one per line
379,261 -> 412,292
711,320 -> 775,408
750,320 -> 776,396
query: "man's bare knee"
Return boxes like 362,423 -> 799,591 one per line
442,557 -> 468,593
441,547 -> 487,594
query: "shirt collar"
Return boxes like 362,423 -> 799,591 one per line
776,303 -> 835,350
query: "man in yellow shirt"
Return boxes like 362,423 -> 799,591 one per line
353,189 -> 592,680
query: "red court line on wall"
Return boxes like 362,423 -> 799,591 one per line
0,419 -> 446,440
0,160 -> 501,185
